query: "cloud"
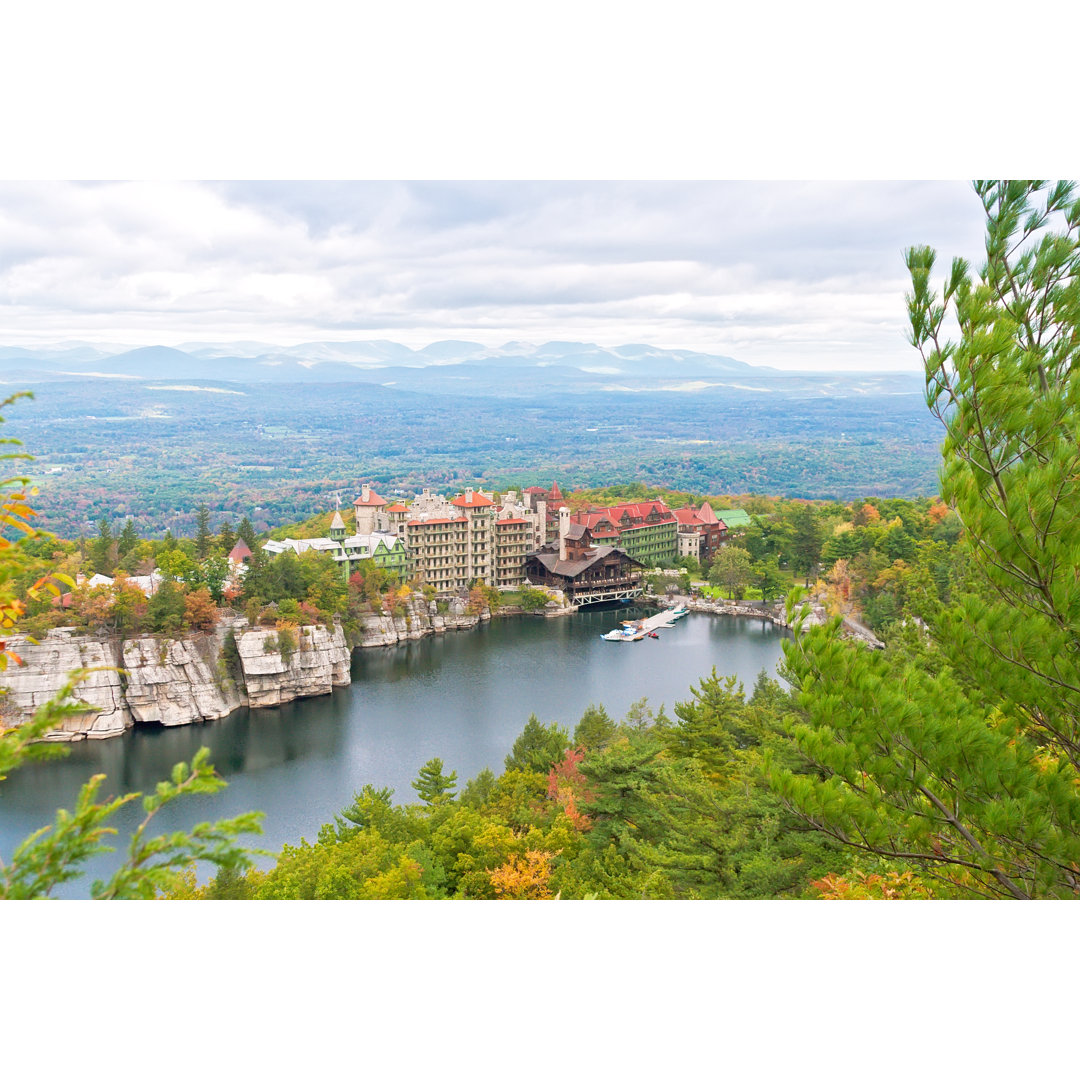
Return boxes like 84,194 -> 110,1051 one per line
0,180 -> 988,370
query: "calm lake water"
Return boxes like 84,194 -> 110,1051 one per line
0,609 -> 787,896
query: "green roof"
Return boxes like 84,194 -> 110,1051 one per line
717,509 -> 752,529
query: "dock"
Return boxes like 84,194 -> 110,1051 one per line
601,605 -> 688,641
637,608 -> 687,632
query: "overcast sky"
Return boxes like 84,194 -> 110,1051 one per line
0,180 -> 989,372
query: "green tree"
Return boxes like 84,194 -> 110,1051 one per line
504,714 -> 571,774
773,180 -> 1080,898
412,758 -> 458,805
117,518 -> 139,560
787,504 -> 822,585
195,504 -> 213,560
156,547 -> 202,588
218,521 -> 237,557
237,516 -> 257,550
91,517 -> 115,576
146,576 -> 187,634
460,768 -> 497,808
708,545 -> 754,600
201,554 -> 229,604
757,558 -> 786,606
574,703 -> 617,751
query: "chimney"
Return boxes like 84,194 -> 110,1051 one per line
361,483 -> 371,503
559,506 -> 571,561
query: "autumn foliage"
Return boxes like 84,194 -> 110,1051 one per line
547,747 -> 595,831
811,870 -> 936,900
488,850 -> 555,899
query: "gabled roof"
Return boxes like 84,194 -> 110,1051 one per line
571,509 -> 619,533
386,503 -> 408,513
529,545 -> 643,579
607,499 -> 672,521
229,539 -> 253,562
674,507 -> 704,527
452,490 -> 494,508
524,485 -> 548,496
354,488 -> 387,507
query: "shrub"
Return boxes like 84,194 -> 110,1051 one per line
519,586 -> 550,613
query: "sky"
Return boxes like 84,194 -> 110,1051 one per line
0,180 -> 988,372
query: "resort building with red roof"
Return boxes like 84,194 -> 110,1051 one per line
568,498 -> 678,566
672,503 -> 726,565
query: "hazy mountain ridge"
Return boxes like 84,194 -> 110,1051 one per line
2,339 -> 918,397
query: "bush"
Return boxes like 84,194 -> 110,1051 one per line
519,586 -> 550,613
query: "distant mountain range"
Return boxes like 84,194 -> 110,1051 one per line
0,339 -> 921,398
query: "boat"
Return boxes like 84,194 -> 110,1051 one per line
668,604 -> 689,620
601,626 -> 648,642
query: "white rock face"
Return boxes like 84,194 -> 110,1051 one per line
0,628 -> 131,740
0,596 -> 534,741
355,596 -> 484,648
0,620 -> 351,737
237,624 -> 351,708
122,624 -> 246,726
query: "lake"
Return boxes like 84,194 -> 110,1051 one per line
0,608 -> 788,896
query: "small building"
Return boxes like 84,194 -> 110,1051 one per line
228,539 -> 253,565
673,502 -> 726,564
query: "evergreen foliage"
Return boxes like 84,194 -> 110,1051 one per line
504,714 -> 571,774
411,758 -> 458,805
194,504 -> 213,560
773,180 -> 1080,898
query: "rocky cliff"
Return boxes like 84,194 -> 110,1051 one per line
237,623 -> 351,707
354,596 -> 487,648
0,628 -> 131,740
121,621 -> 246,727
0,619 -> 350,739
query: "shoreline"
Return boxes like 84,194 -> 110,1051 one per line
1,593 -> 871,743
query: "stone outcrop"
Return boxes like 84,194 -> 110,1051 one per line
0,628 -> 131,740
237,623 -> 351,708
0,620 -> 351,739
354,596 -> 487,648
121,621 -> 246,726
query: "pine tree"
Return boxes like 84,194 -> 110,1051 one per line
146,576 -> 186,634
411,758 -> 457,805
90,517 -> 115,575
117,518 -> 139,560
219,521 -> 236,556
195,504 -> 213,560
505,714 -> 571,774
237,517 -> 257,550
772,181 -> 1080,898
574,704 -> 616,751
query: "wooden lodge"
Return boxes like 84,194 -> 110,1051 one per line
525,518 -> 644,606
